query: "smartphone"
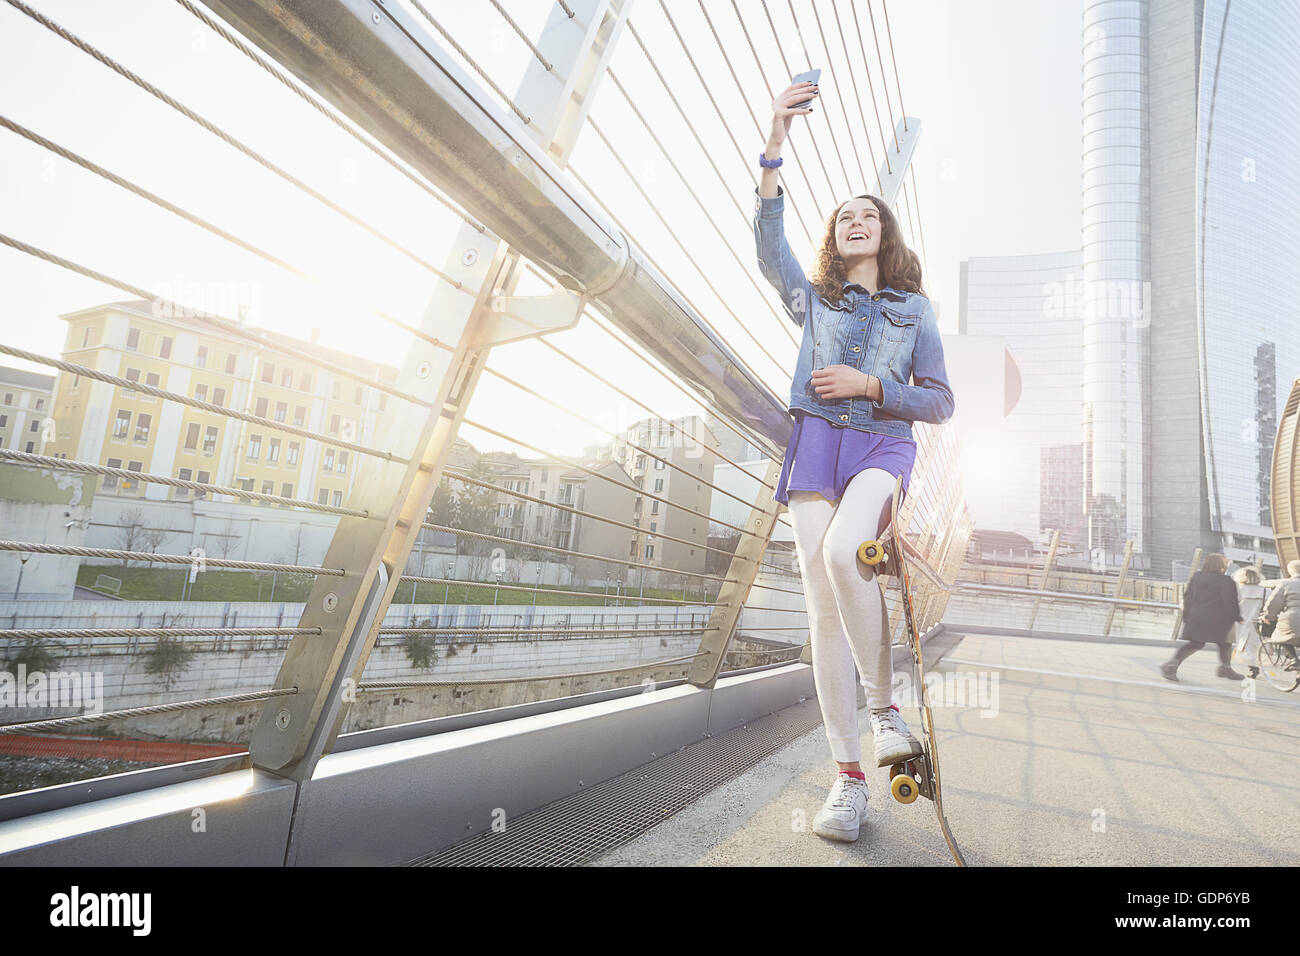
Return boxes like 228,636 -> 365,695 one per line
791,69 -> 821,109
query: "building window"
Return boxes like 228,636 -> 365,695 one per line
34,398 -> 44,411
332,490 -> 342,508
650,522 -> 657,533
197,346 -> 208,368
645,544 -> 654,559
71,375 -> 80,391
125,328 -> 140,351
261,362 -> 275,384
0,415 -> 6,427
213,387 -> 225,408
123,368 -> 140,395
160,336 -> 173,359
81,327 -> 91,348
274,401 -> 287,423
255,397 -> 268,418
336,451 -> 348,476
281,368 -> 293,388
184,423 -> 200,451
24,441 -> 33,453
267,438 -> 280,464
113,409 -> 131,439
145,372 -> 160,389
651,501 -> 659,514
133,413 -> 151,443
654,478 -> 663,492
195,470 -> 210,499
123,461 -> 143,493
29,419 -> 39,433
323,448 -> 335,472
176,467 -> 192,499
104,457 -> 121,489
280,482 -> 293,503
195,384 -> 208,402
654,457 -> 664,469
287,441 -> 300,466
203,426 -> 217,455
300,372 -> 312,393
293,405 -> 306,426
318,488 -> 329,505
247,434 -> 262,460
328,414 -> 339,435
261,479 -> 274,503
225,353 -> 236,374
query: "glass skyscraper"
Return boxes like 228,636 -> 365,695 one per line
1082,0 -> 1300,575
960,252 -> 1085,542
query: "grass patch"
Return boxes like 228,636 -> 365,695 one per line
77,565 -> 315,602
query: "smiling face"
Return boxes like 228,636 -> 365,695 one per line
835,197 -> 883,261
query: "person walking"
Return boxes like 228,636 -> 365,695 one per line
1161,553 -> 1245,682
1230,566 -> 1267,678
1261,559 -> 1300,671
754,80 -> 955,841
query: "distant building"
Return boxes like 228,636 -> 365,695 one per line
1040,443 -> 1086,547
0,365 -> 55,454
958,251 -> 1084,540
41,299 -> 396,563
608,415 -> 718,578
1081,0 -> 1300,574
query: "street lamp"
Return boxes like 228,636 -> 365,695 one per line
615,578 -> 622,607
445,561 -> 453,604
533,564 -> 541,607
493,571 -> 502,607
13,552 -> 31,601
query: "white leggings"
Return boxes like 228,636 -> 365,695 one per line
786,468 -> 899,764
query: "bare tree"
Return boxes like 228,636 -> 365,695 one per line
115,507 -> 146,566
212,517 -> 241,559
140,524 -> 172,569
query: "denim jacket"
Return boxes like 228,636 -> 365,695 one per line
753,185 -> 955,438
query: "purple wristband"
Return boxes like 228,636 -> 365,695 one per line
759,151 -> 783,169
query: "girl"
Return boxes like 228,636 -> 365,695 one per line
753,79 -> 955,842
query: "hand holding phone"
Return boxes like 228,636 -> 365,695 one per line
791,69 -> 821,109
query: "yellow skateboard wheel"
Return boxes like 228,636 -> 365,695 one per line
857,539 -> 887,566
891,773 -> 919,804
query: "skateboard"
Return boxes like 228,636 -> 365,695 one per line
856,474 -> 966,866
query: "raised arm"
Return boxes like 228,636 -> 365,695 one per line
753,81 -> 817,328
873,298 -> 956,424
754,186 -> 811,328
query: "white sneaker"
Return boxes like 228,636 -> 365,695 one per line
811,772 -> 869,842
870,705 -> 923,767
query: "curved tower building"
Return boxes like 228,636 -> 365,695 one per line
1081,0 -> 1300,575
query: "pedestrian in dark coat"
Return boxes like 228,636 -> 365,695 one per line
1161,553 -> 1244,682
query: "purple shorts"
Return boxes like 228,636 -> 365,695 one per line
773,409 -> 917,506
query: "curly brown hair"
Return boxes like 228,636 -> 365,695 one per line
808,194 -> 926,307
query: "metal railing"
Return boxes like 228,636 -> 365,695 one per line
0,0 -> 969,865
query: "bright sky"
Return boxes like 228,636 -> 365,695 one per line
0,0 -> 1083,463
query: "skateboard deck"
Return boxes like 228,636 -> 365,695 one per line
857,474 -> 966,866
